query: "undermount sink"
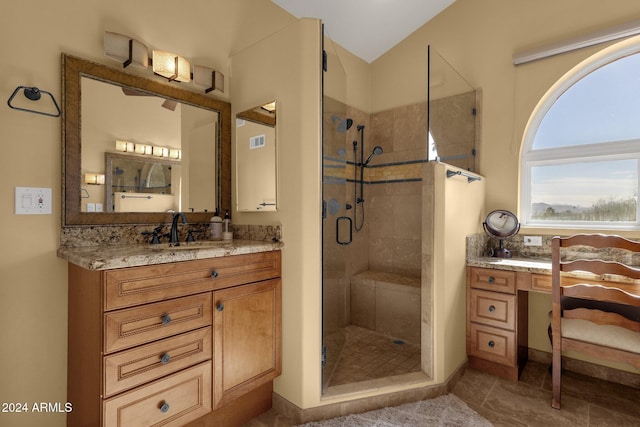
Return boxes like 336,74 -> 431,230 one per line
150,240 -> 231,250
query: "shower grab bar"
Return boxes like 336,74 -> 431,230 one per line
336,216 -> 353,245
446,169 -> 482,183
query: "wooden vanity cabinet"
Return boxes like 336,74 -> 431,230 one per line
67,250 -> 281,427
466,266 -> 528,381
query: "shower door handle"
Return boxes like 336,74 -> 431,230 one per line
336,216 -> 352,245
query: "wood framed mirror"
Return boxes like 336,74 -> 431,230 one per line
62,54 -> 231,226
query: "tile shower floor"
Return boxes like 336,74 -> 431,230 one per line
327,325 -> 422,387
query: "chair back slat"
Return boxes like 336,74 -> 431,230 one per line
561,259 -> 640,279
562,283 -> 640,307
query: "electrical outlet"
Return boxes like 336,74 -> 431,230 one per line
95,203 -> 103,212
524,235 -> 542,246
15,187 -> 52,215
87,203 -> 95,212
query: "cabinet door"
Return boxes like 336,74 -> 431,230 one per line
213,279 -> 281,408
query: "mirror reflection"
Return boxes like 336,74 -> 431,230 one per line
428,46 -> 477,172
236,102 -> 277,211
82,77 -> 217,214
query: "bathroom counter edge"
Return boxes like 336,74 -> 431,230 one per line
57,239 -> 284,271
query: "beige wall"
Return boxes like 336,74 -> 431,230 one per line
230,18 -> 323,409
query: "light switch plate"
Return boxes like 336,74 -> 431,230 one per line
15,187 -> 52,215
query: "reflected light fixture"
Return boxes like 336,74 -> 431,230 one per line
193,65 -> 224,93
104,32 -> 149,68
152,50 -> 191,82
84,173 -> 105,185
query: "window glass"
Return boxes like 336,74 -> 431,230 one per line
530,159 -> 637,223
533,54 -> 640,150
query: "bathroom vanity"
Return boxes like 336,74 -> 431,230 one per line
59,241 -> 282,427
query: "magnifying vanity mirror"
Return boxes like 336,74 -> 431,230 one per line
483,209 -> 520,258
62,54 -> 231,226
235,101 -> 277,212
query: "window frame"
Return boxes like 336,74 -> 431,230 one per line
521,39 -> 640,230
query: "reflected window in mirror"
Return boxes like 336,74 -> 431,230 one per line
236,101 -> 277,212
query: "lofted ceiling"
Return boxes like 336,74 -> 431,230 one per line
271,0 -> 456,63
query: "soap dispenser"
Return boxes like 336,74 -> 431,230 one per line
222,210 -> 233,240
210,210 -> 223,240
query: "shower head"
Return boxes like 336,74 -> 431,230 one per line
363,146 -> 383,166
331,115 -> 353,132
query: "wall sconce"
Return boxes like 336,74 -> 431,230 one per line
152,50 -> 191,82
104,32 -> 149,68
84,173 -> 105,185
193,65 -> 224,93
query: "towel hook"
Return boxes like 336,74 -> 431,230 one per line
7,86 -> 61,118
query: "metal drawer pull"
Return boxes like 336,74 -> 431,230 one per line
210,270 -> 219,279
160,353 -> 171,364
488,276 -> 495,283
488,305 -> 495,313
160,402 -> 170,413
488,340 -> 495,348
161,314 -> 172,325
216,303 -> 224,312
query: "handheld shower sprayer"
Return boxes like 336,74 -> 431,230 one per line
363,146 -> 384,166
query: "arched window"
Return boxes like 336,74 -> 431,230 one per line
521,41 -> 640,230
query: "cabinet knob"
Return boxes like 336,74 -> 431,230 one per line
210,270 -> 219,279
216,303 -> 224,312
161,314 -> 172,325
160,353 -> 171,364
488,276 -> 495,283
160,402 -> 170,413
488,340 -> 495,348
488,305 -> 495,313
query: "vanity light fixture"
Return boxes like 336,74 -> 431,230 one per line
193,65 -> 224,93
152,50 -> 191,82
134,143 -> 153,155
104,32 -> 149,69
169,148 -> 181,159
115,140 -> 135,152
84,173 -> 105,185
152,146 -> 170,157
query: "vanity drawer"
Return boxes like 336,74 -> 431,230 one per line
103,361 -> 211,427
469,323 -> 515,366
469,289 -> 516,330
104,326 -> 212,397
104,251 -> 281,311
468,267 -> 516,294
104,293 -> 212,354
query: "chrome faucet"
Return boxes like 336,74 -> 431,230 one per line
169,212 -> 188,246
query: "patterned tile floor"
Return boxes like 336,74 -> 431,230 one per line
327,325 -> 422,387
246,359 -> 640,426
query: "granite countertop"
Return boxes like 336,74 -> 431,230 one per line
467,256 -> 551,274
57,239 -> 284,271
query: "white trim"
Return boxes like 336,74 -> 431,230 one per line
513,19 -> 640,65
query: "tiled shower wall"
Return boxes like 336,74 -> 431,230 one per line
346,102 -> 427,278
